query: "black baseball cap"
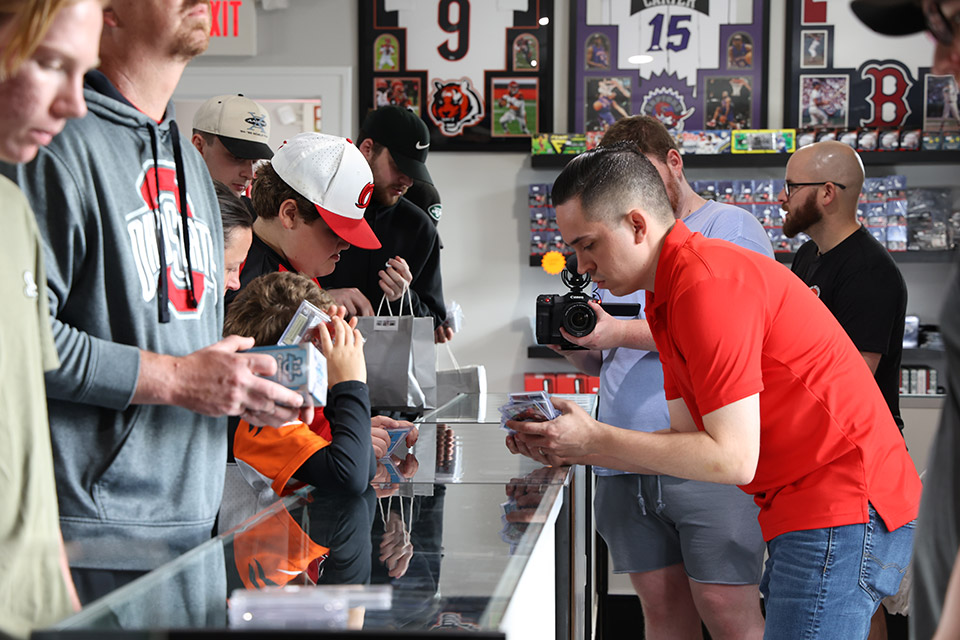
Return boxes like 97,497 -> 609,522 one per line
361,106 -> 433,185
850,0 -> 926,36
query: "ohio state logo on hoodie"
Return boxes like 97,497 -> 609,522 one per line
127,160 -> 217,316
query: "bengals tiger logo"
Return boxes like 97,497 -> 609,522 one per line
428,78 -> 484,137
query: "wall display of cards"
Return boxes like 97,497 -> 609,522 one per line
358,0 -> 554,152
783,0 -> 944,138
569,0 -> 768,135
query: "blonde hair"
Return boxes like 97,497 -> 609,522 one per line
0,0 -> 97,80
224,272 -> 336,346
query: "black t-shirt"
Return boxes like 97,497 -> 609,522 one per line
224,232 -> 314,310
405,179 -> 442,227
791,226 -> 907,428
319,197 -> 447,327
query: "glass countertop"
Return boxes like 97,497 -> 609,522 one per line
47,480 -> 564,633
385,422 -> 571,486
418,392 -> 597,424
38,392 -> 596,635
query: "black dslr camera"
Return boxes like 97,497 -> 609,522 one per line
536,256 -> 639,349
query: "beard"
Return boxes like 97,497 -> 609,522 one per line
373,182 -> 405,207
782,192 -> 822,238
169,0 -> 211,61
661,172 -> 682,215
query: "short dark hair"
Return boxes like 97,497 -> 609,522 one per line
598,115 -> 679,164
192,129 -> 217,146
249,161 -> 318,224
223,271 -> 335,346
213,180 -> 254,239
551,142 -> 674,226
354,135 -> 386,156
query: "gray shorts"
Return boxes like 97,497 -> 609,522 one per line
594,474 -> 765,584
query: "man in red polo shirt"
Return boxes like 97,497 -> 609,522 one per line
507,143 -> 921,637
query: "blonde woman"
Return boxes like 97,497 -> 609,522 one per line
0,0 -> 102,635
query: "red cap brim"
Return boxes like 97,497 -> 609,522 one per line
315,204 -> 382,250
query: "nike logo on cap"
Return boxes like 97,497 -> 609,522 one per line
415,140 -> 429,149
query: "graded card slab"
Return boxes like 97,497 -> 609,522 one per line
277,300 -> 332,347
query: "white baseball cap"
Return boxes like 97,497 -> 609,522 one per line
271,132 -> 381,250
193,94 -> 273,160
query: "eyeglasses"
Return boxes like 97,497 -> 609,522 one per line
924,0 -> 960,47
783,181 -> 847,198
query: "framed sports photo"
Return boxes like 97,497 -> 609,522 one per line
570,0 -> 768,134
359,0 -> 554,152
798,74 -> 849,127
703,76 -> 753,129
800,30 -> 828,69
784,0 -> 935,129
490,76 -> 539,137
924,75 -> 960,131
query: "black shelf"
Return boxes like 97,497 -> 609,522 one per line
775,250 -> 957,264
528,345 -> 564,359
531,149 -> 960,170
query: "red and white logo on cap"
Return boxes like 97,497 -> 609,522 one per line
271,133 -> 381,250
356,182 -> 374,210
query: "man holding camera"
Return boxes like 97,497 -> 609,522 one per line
552,116 -> 772,639
512,143 -> 919,638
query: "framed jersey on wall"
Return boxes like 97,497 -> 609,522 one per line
783,0 -> 936,131
570,0 -> 768,137
359,0 -> 555,152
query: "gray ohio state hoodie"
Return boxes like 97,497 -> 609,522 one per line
0,73 -> 226,570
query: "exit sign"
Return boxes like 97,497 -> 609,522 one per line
204,0 -> 257,56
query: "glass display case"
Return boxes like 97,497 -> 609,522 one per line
37,393 -> 597,639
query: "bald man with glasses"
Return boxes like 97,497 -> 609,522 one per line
779,141 -> 907,435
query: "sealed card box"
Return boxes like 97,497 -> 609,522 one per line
249,343 -> 328,408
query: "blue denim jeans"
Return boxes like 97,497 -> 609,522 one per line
759,506 -> 915,640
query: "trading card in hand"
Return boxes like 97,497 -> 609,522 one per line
508,391 -> 550,404
277,300 -> 332,347
499,393 -> 559,434
383,426 -> 414,458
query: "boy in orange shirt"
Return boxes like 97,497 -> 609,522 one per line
225,271 -> 394,496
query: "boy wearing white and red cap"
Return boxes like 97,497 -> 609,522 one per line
225,132 -> 418,465
226,131 -> 382,300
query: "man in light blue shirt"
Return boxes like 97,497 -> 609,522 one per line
558,116 -> 772,640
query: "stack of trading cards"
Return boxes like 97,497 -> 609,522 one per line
277,300 -> 332,347
499,391 -> 559,433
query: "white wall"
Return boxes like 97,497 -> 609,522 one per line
187,0 -> 954,396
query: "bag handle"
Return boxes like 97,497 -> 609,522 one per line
375,282 -> 415,317
437,341 -> 461,371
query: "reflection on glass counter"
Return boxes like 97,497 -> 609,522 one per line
419,392 -> 597,424
38,392 -> 595,636
43,480 -> 563,635
375,422 -> 572,486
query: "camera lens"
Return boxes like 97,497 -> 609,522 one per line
563,302 -> 597,337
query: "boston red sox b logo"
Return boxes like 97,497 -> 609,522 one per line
129,162 -> 216,316
859,61 -> 913,128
